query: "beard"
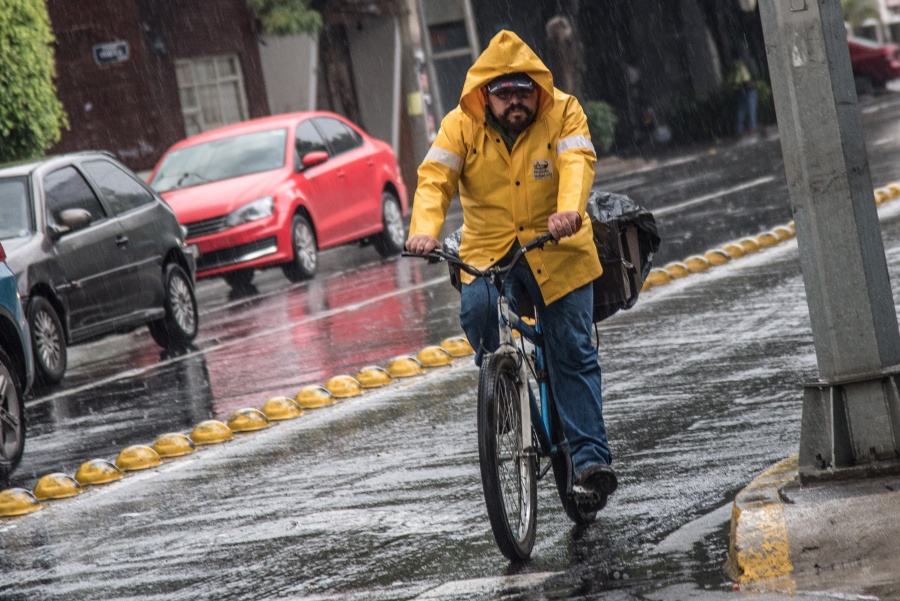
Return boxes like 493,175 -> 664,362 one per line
497,103 -> 535,134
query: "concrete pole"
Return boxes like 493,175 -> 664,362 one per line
758,0 -> 900,481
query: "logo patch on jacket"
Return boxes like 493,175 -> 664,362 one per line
533,159 -> 553,181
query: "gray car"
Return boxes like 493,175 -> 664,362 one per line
0,152 -> 199,385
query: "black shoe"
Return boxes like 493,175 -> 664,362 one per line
577,463 -> 618,497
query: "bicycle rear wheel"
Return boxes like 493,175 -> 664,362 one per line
477,352 -> 537,561
549,394 -> 597,525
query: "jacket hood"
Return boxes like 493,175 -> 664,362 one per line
459,30 -> 555,122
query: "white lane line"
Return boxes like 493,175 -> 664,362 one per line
26,274 -> 450,408
415,572 -> 562,599
653,176 -> 776,217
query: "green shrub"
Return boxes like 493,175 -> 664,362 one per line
583,100 -> 618,155
246,0 -> 322,36
0,0 -> 68,163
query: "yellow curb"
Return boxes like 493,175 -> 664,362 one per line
386,356 -> 425,378
704,249 -> 731,266
325,375 -> 363,398
726,455 -> 798,589
684,255 -> 711,273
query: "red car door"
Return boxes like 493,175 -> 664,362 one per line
311,117 -> 381,239
292,119 -> 348,247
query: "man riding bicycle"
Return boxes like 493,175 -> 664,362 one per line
405,30 -> 617,510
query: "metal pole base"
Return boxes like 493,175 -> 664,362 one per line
799,370 -> 900,483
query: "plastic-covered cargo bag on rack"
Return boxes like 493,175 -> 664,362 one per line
441,190 -> 660,322
586,190 -> 660,322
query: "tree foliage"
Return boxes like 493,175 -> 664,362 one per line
246,0 -> 322,36
841,0 -> 880,27
0,0 -> 67,163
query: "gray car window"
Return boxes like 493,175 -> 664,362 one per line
43,167 -> 107,225
0,177 -> 32,238
295,120 -> 328,168
314,118 -> 362,156
82,160 -> 155,215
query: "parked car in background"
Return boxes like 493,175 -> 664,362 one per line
0,152 -> 199,385
848,36 -> 900,93
149,111 -> 409,293
0,242 -> 33,480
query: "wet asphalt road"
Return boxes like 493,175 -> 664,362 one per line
4,92 -> 900,599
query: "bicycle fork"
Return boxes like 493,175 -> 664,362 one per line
497,296 -> 533,455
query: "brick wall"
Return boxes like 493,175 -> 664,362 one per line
47,0 -> 270,172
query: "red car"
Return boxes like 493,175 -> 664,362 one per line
848,36 -> 900,90
150,112 -> 409,291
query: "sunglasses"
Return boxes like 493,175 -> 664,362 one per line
491,88 -> 536,102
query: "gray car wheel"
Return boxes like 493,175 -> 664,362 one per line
373,191 -> 406,257
28,296 -> 66,386
282,214 -> 318,282
0,346 -> 25,481
148,263 -> 198,351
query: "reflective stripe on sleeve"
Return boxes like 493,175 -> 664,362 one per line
556,135 -> 596,157
424,146 -> 464,173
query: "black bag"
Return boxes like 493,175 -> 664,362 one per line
442,191 -> 660,323
586,190 -> 660,322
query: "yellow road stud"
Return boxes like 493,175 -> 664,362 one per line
664,262 -> 690,279
417,346 -> 453,367
440,336 -> 474,357
875,188 -> 890,205
386,356 -> 425,378
704,249 -> 731,266
227,408 -> 272,432
115,445 -> 161,472
756,231 -> 780,248
75,459 -> 124,485
738,237 -> 761,253
325,375 -> 363,398
647,268 -> 672,286
684,255 -> 711,273
33,473 -> 83,501
295,386 -> 335,408
355,366 -> 392,388
152,432 -> 196,457
190,420 -> 234,445
260,396 -> 304,420
722,243 -> 746,259
772,226 -> 794,241
0,488 -> 41,517
887,183 -> 900,198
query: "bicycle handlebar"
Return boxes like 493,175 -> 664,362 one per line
402,232 -> 555,278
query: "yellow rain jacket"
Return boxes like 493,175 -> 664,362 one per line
409,30 -> 601,305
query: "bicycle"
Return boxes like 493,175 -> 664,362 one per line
404,233 -> 600,561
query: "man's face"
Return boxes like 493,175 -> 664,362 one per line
487,87 -> 538,134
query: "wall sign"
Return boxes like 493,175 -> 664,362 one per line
93,41 -> 130,65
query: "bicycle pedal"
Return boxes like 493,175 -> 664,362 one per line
572,486 -> 607,512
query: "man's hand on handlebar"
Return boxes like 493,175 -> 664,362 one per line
547,211 -> 583,242
406,234 -> 442,255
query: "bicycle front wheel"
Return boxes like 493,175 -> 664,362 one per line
477,352 -> 537,561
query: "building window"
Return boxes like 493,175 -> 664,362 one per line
175,56 -> 249,136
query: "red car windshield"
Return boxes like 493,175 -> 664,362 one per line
0,177 -> 32,240
152,128 -> 288,193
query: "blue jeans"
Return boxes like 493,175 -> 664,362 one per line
736,88 -> 758,135
459,262 -> 612,476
